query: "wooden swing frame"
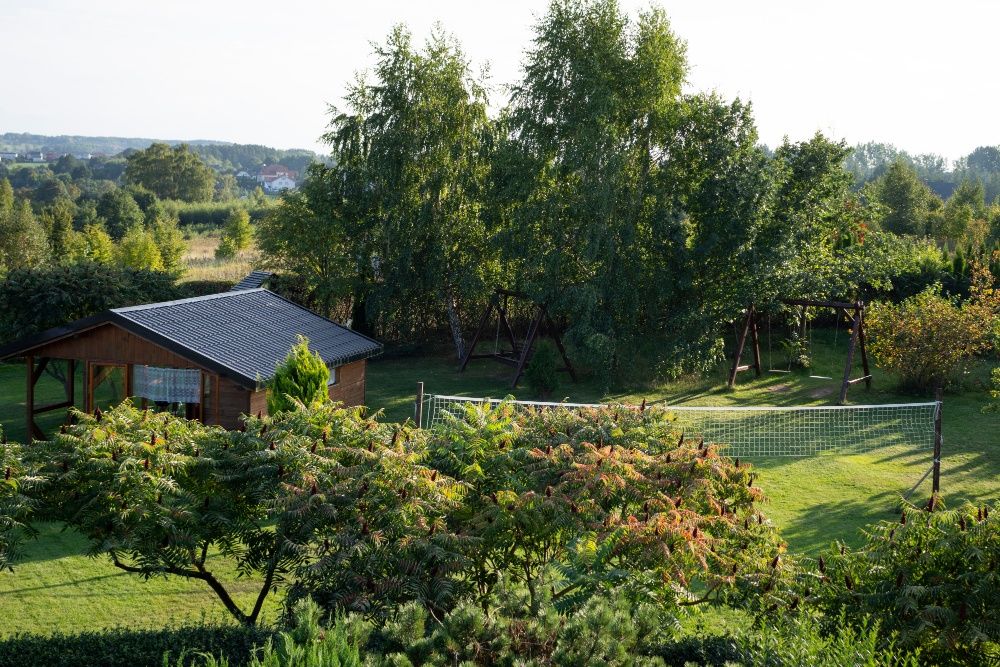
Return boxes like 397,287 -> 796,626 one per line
728,298 -> 872,404
459,289 -> 578,389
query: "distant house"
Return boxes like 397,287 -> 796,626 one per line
235,170 -> 252,179
0,151 -> 17,162
257,164 -> 297,192
264,175 -> 296,192
28,152 -> 45,163
0,283 -> 382,440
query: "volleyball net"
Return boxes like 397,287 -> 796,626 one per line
417,393 -> 939,459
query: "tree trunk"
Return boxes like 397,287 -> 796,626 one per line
445,292 -> 465,361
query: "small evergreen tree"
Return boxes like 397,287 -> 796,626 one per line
267,335 -> 330,414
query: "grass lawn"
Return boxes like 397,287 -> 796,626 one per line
0,329 -> 996,635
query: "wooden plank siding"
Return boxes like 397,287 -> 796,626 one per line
16,322 -> 370,432
329,359 -> 367,407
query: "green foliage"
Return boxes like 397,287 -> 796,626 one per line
870,160 -> 941,236
426,401 -> 786,617
163,200 -> 271,227
126,143 -> 216,202
117,224 -> 165,271
0,623 -> 272,667
267,336 -> 331,414
34,401 -> 459,627
312,24 -> 497,344
150,214 -> 188,275
0,197 -> 49,272
797,499 -> 1000,664
216,208 -> 253,260
524,339 -> 561,397
867,265 -> 999,389
0,263 -> 183,343
0,437 -> 40,570
733,615 -> 921,667
68,222 -> 117,265
96,188 -> 145,239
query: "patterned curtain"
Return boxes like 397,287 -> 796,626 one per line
132,366 -> 201,404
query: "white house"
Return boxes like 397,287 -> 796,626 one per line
264,174 -> 296,192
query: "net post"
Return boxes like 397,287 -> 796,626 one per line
415,382 -> 425,429
932,387 -> 943,495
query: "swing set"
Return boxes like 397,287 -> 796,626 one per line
728,298 -> 872,404
459,289 -> 578,389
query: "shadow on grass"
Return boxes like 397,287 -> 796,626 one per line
775,493 -> 904,554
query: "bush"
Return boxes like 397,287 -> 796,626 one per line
524,339 -> 561,397
163,200 -> 271,227
0,263 -> 183,344
866,264 -> 999,390
267,336 -> 330,414
796,499 -> 1000,665
0,623 -> 272,667
215,209 -> 254,260
183,280 -> 241,297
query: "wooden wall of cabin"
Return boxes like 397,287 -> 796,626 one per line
329,359 -> 366,407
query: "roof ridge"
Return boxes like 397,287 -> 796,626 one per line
112,288 -> 265,313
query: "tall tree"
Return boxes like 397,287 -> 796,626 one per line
870,160 -> 939,236
321,24 -> 496,352
0,199 -> 49,272
125,143 -> 216,202
96,188 -> 145,239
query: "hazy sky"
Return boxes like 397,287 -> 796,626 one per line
1,0 -> 996,160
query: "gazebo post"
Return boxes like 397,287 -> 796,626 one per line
25,356 -> 33,444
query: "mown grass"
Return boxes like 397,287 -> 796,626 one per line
365,329 -> 999,555
0,330 -> 996,635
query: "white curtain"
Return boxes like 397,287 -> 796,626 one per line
132,366 -> 201,404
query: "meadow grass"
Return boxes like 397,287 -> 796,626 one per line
178,230 -> 258,284
0,330 -> 996,635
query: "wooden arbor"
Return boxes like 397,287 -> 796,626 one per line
728,299 -> 872,404
459,289 -> 577,389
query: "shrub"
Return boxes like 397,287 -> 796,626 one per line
216,209 -> 254,260
0,436 -> 40,570
33,401 -> 459,627
524,339 -> 561,397
0,624 -> 271,667
267,336 -> 330,414
425,401 -> 787,618
796,499 -> 1000,664
866,264 -> 999,390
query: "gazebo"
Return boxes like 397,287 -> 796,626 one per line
0,287 -> 382,441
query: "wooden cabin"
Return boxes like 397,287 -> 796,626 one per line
0,286 -> 382,440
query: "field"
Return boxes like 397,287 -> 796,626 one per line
178,230 -> 258,284
0,330 -> 997,635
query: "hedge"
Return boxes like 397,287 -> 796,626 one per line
0,624 -> 274,667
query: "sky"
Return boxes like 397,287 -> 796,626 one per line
1,0 -> 997,161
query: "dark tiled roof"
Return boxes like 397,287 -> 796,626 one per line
231,270 -> 273,291
0,290 -> 381,389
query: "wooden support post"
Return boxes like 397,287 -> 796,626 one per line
459,300 -> 495,371
728,308 -> 753,388
748,305 -> 762,377
838,305 -> 862,405
496,302 -> 519,352
25,356 -> 34,445
932,387 -> 943,495
511,307 -> 543,388
414,382 -> 425,428
545,311 -> 578,382
857,306 -> 872,389
66,359 -> 75,412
